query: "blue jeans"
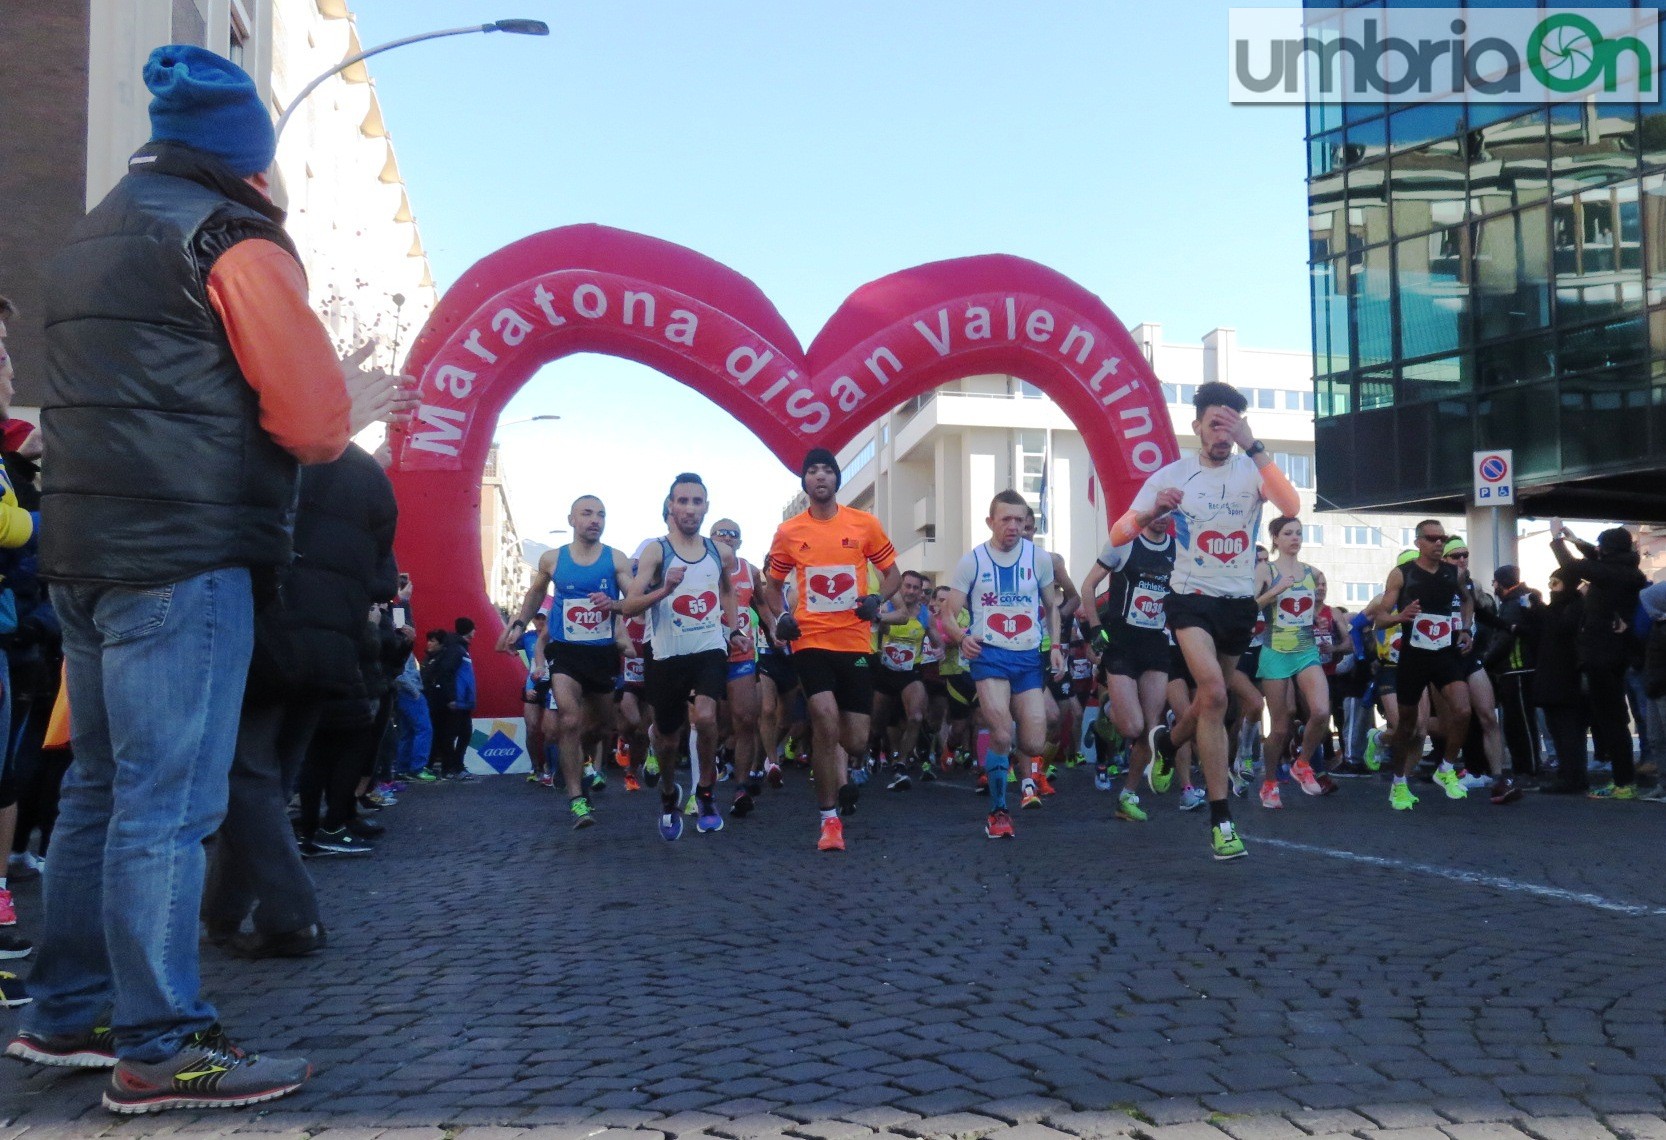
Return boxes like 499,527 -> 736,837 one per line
395,690 -> 432,775
24,568 -> 253,1062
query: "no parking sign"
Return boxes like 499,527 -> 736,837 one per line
1473,449 -> 1514,506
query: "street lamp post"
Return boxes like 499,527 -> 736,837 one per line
496,414 -> 561,434
274,18 -> 550,141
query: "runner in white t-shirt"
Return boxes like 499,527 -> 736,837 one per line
1108,381 -> 1301,862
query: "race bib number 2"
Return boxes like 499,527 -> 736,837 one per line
805,565 -> 858,613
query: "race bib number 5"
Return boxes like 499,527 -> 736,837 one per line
805,565 -> 858,613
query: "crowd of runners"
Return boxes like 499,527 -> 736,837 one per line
477,380 -> 1660,863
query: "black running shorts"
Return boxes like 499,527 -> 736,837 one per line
873,664 -> 923,700
1100,629 -> 1171,681
645,648 -> 728,732
1395,647 -> 1466,707
546,641 -> 622,697
792,648 -> 875,715
1164,593 -> 1258,660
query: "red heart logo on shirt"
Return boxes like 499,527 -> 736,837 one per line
1415,617 -> 1450,641
1197,530 -> 1250,563
1135,596 -> 1164,620
988,613 -> 1034,639
672,591 -> 718,620
1280,595 -> 1313,619
884,645 -> 912,667
809,572 -> 856,599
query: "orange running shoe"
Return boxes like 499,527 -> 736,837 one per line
985,809 -> 1016,839
1034,770 -> 1058,796
1021,779 -> 1043,810
623,773 -> 642,792
614,741 -> 630,769
817,816 -> 845,852
1291,759 -> 1324,796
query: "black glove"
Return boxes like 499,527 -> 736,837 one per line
775,612 -> 802,642
855,594 -> 882,622
1090,626 -> 1111,654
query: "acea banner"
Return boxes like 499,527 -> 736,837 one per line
462,717 -> 533,776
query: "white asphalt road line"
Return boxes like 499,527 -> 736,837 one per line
1257,837 -> 1666,918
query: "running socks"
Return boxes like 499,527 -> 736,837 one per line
1209,798 -> 1231,827
820,807 -> 838,821
985,751 -> 1011,811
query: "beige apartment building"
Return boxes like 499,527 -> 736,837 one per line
798,325 -> 1435,615
0,0 -> 438,412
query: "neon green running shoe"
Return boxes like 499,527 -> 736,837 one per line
1390,781 -> 1417,811
1007,766 -> 1018,784
1115,790 -> 1148,822
1211,820 -> 1246,860
644,752 -> 660,778
1588,784 -> 1637,800
683,792 -> 699,816
1433,766 -> 1467,800
784,738 -> 799,762
569,797 -> 597,830
1363,729 -> 1383,772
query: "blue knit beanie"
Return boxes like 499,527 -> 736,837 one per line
144,45 -> 276,177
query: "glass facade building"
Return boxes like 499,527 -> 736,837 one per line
1306,1 -> 1666,520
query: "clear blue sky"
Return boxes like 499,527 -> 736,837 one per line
351,0 -> 1309,553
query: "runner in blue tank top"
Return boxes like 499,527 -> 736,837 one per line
501,495 -> 632,831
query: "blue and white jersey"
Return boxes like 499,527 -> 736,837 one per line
949,537 -> 1055,653
549,544 -> 621,645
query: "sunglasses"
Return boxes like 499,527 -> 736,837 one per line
1446,551 -> 1470,559
713,529 -> 740,539
1419,534 -> 1449,543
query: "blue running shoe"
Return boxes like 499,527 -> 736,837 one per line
659,783 -> 684,841
697,802 -> 724,833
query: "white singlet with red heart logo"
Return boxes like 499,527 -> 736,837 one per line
805,565 -> 859,613
651,538 -> 727,658
1410,616 -> 1454,651
1130,453 -> 1267,599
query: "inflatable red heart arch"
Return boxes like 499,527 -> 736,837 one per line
389,224 -> 1179,715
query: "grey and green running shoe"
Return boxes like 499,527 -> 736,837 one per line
102,1025 -> 309,1114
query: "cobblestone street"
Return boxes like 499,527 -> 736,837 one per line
3,764 -> 1664,1140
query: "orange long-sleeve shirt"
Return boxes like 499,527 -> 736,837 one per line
205,238 -> 350,465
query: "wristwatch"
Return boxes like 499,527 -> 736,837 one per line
1244,439 -> 1267,458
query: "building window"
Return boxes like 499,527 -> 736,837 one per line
1178,383 -> 1198,406
1395,526 -> 1416,548
1254,388 -> 1277,410
1162,383 -> 1179,404
1303,524 -> 1323,545
1017,430 -> 1047,532
1284,390 -> 1316,412
1345,582 -> 1375,603
1343,525 -> 1383,547
846,439 -> 876,479
228,1 -> 251,66
1274,451 -> 1314,489
1017,380 -> 1044,399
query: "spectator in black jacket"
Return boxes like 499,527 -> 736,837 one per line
203,442 -> 397,955
1526,568 -> 1591,794
422,619 -> 475,779
1550,521 -> 1647,798
1488,565 -> 1543,778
